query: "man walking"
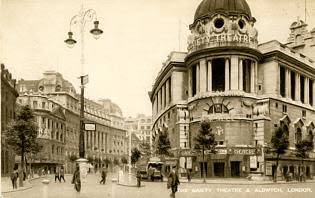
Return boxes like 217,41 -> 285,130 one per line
59,167 -> 66,182
11,169 -> 18,189
167,169 -> 180,198
55,167 -> 60,182
72,165 -> 81,192
136,169 -> 142,187
100,167 -> 107,184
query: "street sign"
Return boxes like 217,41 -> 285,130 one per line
84,123 -> 96,131
79,75 -> 89,85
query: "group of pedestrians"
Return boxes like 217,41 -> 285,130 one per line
54,167 -> 66,183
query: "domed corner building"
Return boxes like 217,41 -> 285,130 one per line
149,0 -> 315,180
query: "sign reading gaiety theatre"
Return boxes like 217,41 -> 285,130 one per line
187,32 -> 258,53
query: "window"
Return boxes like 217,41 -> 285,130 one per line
192,65 -> 197,96
184,142 -> 187,148
212,59 -> 225,92
282,105 -> 287,113
207,104 -> 229,114
309,80 -> 313,106
295,128 -> 302,144
52,145 -> 55,154
42,102 -> 46,109
214,18 -> 224,29
243,59 -> 251,93
300,75 -> 305,103
280,66 -> 286,97
33,101 -> 38,108
302,110 -> 306,117
275,103 -> 278,108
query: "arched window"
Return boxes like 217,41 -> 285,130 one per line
309,130 -> 314,142
208,104 -> 229,114
283,125 -> 289,136
295,128 -> 302,144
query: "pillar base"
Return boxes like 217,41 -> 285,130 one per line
76,158 -> 89,183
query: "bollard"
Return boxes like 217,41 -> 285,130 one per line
42,179 -> 50,198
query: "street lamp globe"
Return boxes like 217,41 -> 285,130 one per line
64,31 -> 77,48
90,21 -> 103,39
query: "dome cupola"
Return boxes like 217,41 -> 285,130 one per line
187,0 -> 258,54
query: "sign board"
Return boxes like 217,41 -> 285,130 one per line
179,157 -> 186,168
249,156 -> 257,169
84,123 -> 96,131
186,157 -> 192,169
81,75 -> 89,85
266,163 -> 273,176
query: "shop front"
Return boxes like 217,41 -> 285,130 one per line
179,147 -> 260,178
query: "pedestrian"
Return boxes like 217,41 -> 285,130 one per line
100,168 -> 107,184
55,167 -> 60,182
72,165 -> 81,192
136,169 -> 142,187
186,169 -> 191,182
60,167 -> 66,182
10,169 -> 18,189
167,169 -> 180,198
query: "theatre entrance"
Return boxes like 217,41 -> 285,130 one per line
231,161 -> 241,177
214,162 -> 225,177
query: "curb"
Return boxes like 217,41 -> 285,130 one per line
117,183 -> 145,188
2,176 -> 45,194
178,180 -> 315,185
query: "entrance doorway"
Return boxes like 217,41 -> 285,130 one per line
231,161 -> 241,177
200,162 -> 208,177
214,162 -> 225,177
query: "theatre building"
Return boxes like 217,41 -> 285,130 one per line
149,0 -> 315,180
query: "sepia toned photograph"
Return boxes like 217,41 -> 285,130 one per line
1,0 -> 315,197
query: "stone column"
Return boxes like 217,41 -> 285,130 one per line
250,60 -> 255,93
305,77 -> 309,104
239,59 -> 243,91
313,81 -> 315,107
207,60 -> 212,92
196,64 -> 200,94
225,58 -> 230,91
286,69 -> 291,98
165,79 -> 170,106
296,73 -> 301,101
161,85 -> 165,109
84,130 -> 87,151
254,61 -> 258,93
200,59 -> 207,93
230,56 -> 239,90
188,68 -> 192,97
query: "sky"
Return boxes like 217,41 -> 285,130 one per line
1,0 -> 315,117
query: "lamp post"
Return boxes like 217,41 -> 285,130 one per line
64,5 -> 103,183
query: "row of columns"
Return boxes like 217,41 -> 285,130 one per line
189,56 -> 258,97
38,115 -> 65,142
154,78 -> 172,114
283,67 -> 314,106
84,130 -> 107,154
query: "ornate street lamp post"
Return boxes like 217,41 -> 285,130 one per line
64,5 -> 103,183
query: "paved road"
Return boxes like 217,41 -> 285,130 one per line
2,174 -> 315,198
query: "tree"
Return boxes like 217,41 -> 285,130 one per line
156,127 -> 171,157
270,126 -> 289,182
295,139 -> 314,182
5,105 -> 41,187
139,141 -> 151,157
194,119 -> 216,183
131,147 -> 141,166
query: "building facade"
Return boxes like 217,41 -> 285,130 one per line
1,64 -> 19,176
150,0 -> 315,180
17,71 -> 127,173
124,114 -> 152,146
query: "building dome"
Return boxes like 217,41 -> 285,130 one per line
194,0 -> 252,23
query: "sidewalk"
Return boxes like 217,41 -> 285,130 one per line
1,174 -> 43,193
178,177 -> 315,185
